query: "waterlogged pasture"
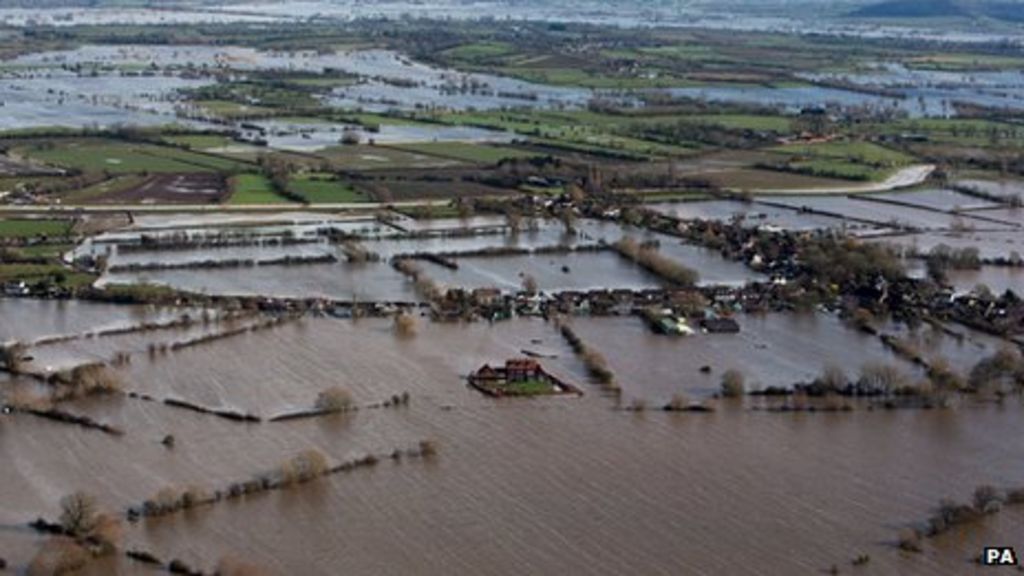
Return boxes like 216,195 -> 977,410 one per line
2,307 -> 1024,575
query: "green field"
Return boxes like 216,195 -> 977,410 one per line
763,140 -> 915,181
288,173 -> 368,203
904,53 -> 1024,71
428,109 -> 702,159
875,118 -> 1024,149
228,174 -> 294,204
163,134 -> 236,150
499,66 -> 688,89
15,243 -> 73,259
0,219 -> 73,239
0,263 -> 95,287
686,114 -> 793,132
16,140 -> 251,174
388,142 -> 537,164
441,41 -> 517,60
771,141 -> 915,166
504,378 -> 556,396
196,100 -> 277,119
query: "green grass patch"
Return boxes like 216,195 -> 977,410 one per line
426,109 -> 702,159
788,159 -> 882,182
195,99 -> 277,119
500,66 -> 687,89
877,118 -> 1024,148
637,190 -> 717,203
387,142 -> 537,164
442,41 -> 517,60
100,282 -> 183,301
0,263 -> 94,287
771,140 -> 915,166
686,114 -> 793,132
904,53 -> 1024,71
228,174 -> 295,205
504,378 -> 557,396
163,134 -> 235,150
395,204 -> 463,219
15,243 -> 72,259
288,173 -> 367,203
15,139 -> 251,174
0,219 -> 73,239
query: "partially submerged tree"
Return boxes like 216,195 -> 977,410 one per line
59,492 -> 99,538
315,386 -> 354,413
280,449 -> 330,485
968,347 -> 1024,393
857,362 -> 913,395
521,274 -> 539,296
0,341 -> 26,374
720,369 -> 745,398
394,313 -> 418,338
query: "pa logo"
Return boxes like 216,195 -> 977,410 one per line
982,547 -> 1018,567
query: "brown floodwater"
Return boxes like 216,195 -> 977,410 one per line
2,305 -> 1022,575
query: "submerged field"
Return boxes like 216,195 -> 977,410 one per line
2,9 -> 1024,576
2,306 -> 1024,575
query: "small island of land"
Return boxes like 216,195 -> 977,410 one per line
468,359 -> 582,397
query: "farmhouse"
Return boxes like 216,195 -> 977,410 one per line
468,359 -> 582,397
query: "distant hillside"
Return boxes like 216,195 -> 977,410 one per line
850,0 -> 968,18
850,0 -> 1024,21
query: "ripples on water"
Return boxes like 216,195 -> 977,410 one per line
2,305 -> 1024,574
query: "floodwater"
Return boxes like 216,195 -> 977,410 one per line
668,85 -> 923,116
666,65 -> 1024,118
254,119 -> 512,151
955,179 -> 1024,202
905,261 -> 1024,296
947,266 -> 1024,296
0,72 -> 209,131
804,64 -> 1024,118
970,206 -> 1024,228
12,45 -> 593,113
92,216 -> 760,297
421,251 -> 666,292
767,195 -> 1015,231
2,308 -> 1023,575
875,230 -> 1024,260
99,249 -> 700,300
0,299 -> 178,344
872,188 -> 1001,212
648,199 -> 849,230
0,7 -> 281,27
2,1 -> 1022,48
101,261 -> 416,302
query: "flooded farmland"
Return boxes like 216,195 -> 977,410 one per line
3,200 -> 1022,575
3,310 -> 1024,575
3,5 -> 1024,575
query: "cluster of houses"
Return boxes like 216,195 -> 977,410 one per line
426,285 -> 755,331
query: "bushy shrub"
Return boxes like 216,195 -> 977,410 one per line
394,313 -> 418,338
315,387 -> 353,413
721,369 -> 745,398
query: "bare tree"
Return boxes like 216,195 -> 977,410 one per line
59,492 -> 98,538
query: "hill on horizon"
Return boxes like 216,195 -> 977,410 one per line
851,0 -> 1024,21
